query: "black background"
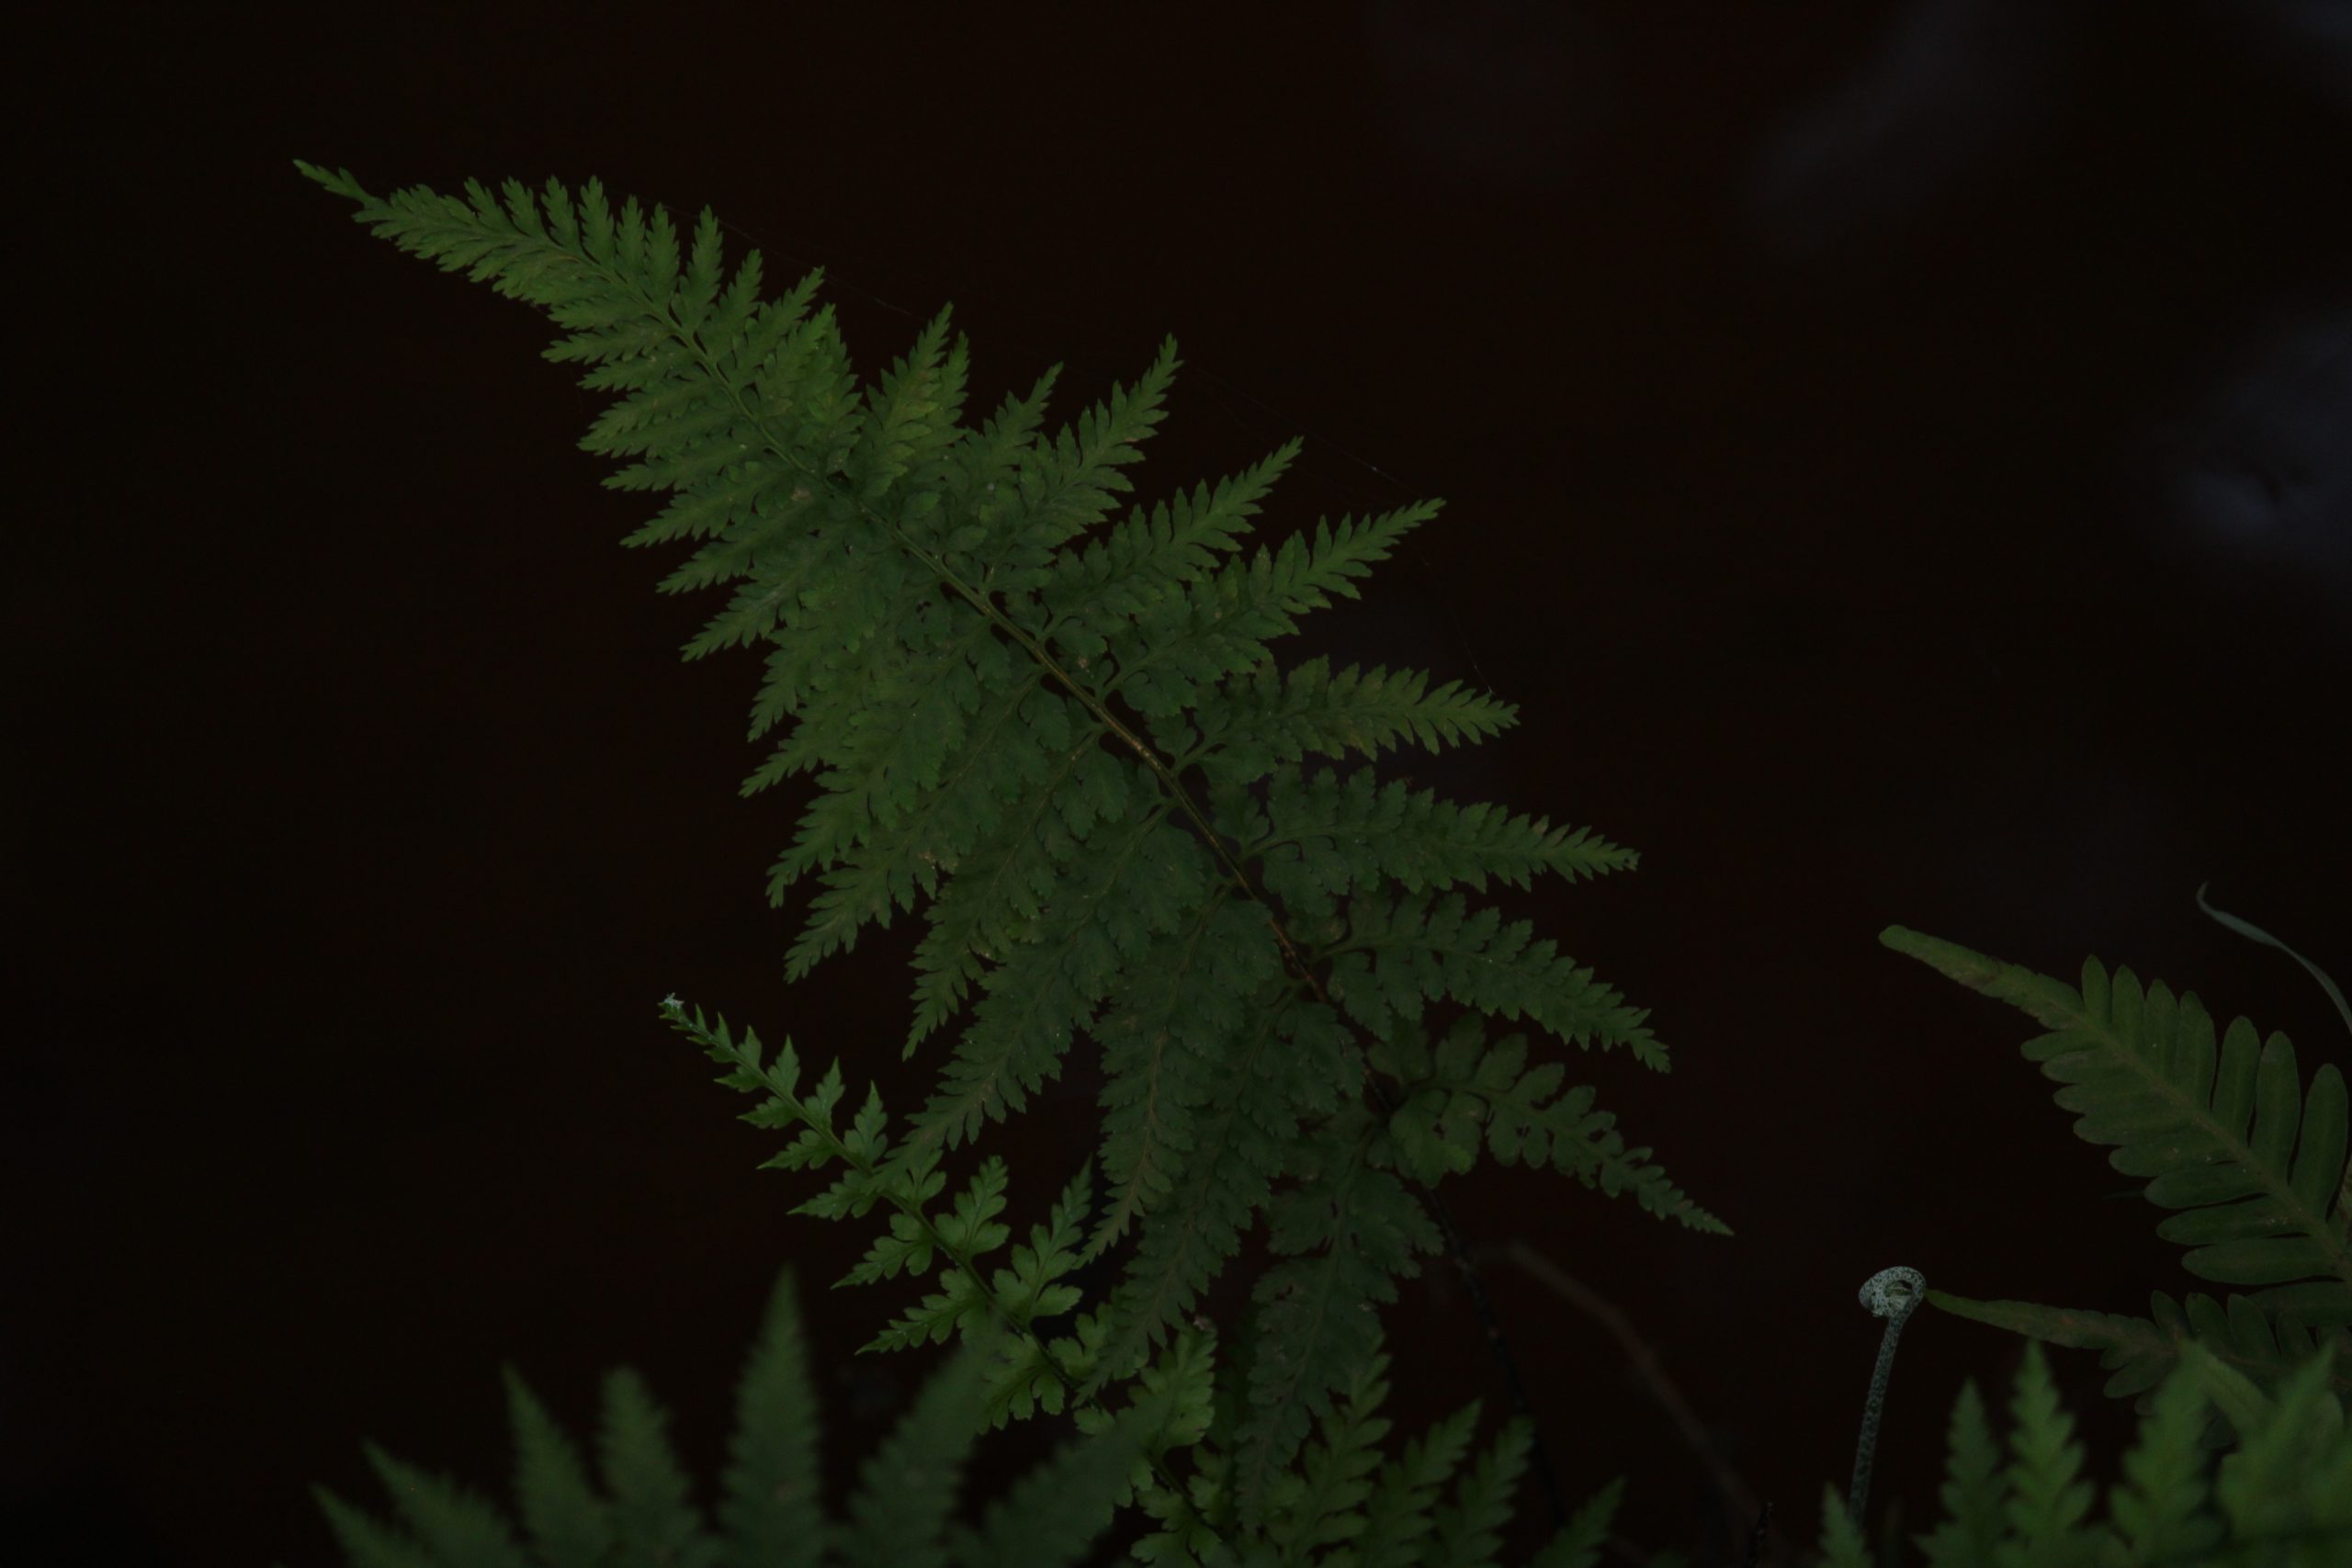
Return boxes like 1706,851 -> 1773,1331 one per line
7,4 -> 2348,1565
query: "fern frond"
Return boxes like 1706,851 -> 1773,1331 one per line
503,1366 -> 615,1567
1089,1021 -> 1295,1385
1090,903 -> 1301,1257
714,1266 -> 824,1567
1244,765 -> 1634,934
1328,1398 -> 1482,1568
315,1445 -> 533,1568
1124,1343 -> 1600,1568
976,333 -> 1182,594
2101,1354 -> 2227,1568
1077,1317 -> 1223,1520
1923,1287 -> 2352,1429
1524,1475 -> 1628,1568
836,1325 -> 989,1568
1233,1112 -> 1443,1528
1912,1378 -> 2002,1568
1333,891 -> 1671,1072
1040,436 -> 1303,660
899,807 -> 1216,1156
1813,1481 -> 1871,1568
300,1262 -> 1144,1568
854,1158 -> 1021,1354
1088,995 -> 1365,1396
1883,928 -> 2352,1337
306,163 -> 1722,1532
666,1000 -> 1085,1403
1105,505 -> 1440,721
1860,1334 -> 2352,1568
1372,1015 -> 1728,1233
947,1411 -> 1152,1568
1189,658 -> 1521,792
2190,1337 -> 2352,1560
593,1367 -> 711,1562
989,1158 -> 1097,1340
1996,1341 -> 2098,1564
1257,1346 -> 1394,1561
1420,1413 -> 1532,1568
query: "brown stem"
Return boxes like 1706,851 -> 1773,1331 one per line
1487,1238 -> 1799,1567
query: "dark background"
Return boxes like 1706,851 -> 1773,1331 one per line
7,3 -> 2347,1564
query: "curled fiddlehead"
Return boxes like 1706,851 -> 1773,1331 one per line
1848,1265 -> 1925,1526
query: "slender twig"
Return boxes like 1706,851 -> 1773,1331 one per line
1487,1238 -> 1800,1568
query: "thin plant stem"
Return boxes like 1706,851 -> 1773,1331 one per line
1490,1238 -> 1801,1568
1849,1266 -> 1927,1527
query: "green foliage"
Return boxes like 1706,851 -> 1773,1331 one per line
292,1261 -> 1632,1568
1372,1010 -> 1711,1219
1813,1338 -> 2352,1568
288,1269 -> 2352,1568
295,156 -> 1723,1538
290,159 -> 2351,1568
299,1263 -> 1154,1568
1880,928 -> 2352,1445
1118,1346 -> 1633,1567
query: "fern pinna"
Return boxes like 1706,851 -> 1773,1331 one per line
1882,928 -> 2352,1443
297,160 -> 1724,1547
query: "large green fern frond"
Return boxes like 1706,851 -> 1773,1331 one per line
1881,926 -> 2352,1423
301,159 -> 1720,1531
